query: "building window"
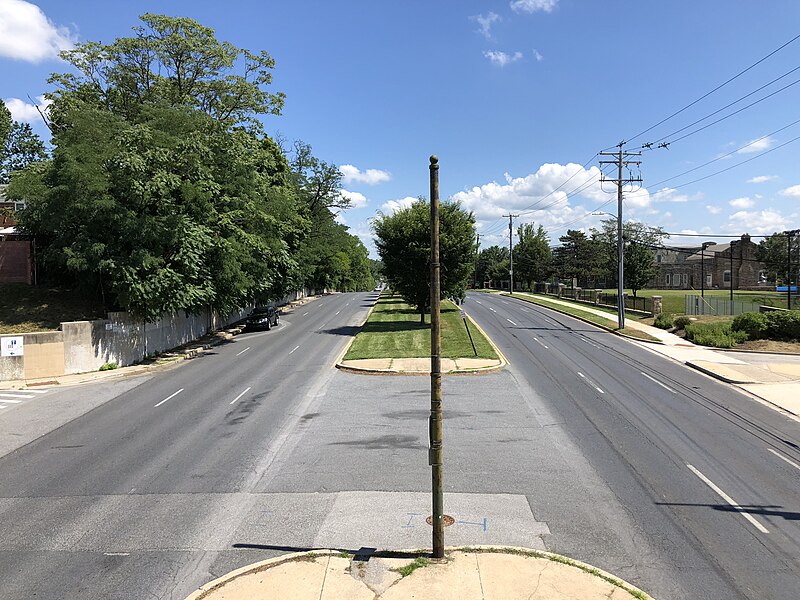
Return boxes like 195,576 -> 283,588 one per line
706,274 -> 712,287
723,270 -> 731,283
665,274 -> 671,286
682,274 -> 688,286
656,254 -> 662,263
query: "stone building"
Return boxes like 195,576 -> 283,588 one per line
654,234 -> 766,290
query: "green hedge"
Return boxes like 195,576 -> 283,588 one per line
732,310 -> 800,341
685,321 -> 748,349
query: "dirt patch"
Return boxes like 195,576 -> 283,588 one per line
733,339 -> 800,354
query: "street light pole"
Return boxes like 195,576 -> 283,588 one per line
729,240 -> 736,315
701,242 -> 713,301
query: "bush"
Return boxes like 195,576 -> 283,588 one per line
731,312 -> 768,339
764,310 -> 800,341
654,313 -> 674,329
99,362 -> 118,371
685,322 -> 748,348
673,315 -> 692,330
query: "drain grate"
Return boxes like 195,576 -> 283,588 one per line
426,514 -> 455,527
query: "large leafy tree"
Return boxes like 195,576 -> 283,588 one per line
552,229 -> 605,287
758,232 -> 799,284
475,245 -> 509,287
0,100 -> 47,185
373,199 -> 475,320
10,14 -> 301,319
591,220 -> 666,295
513,222 -> 551,289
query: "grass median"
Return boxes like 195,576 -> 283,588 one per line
344,293 -> 498,360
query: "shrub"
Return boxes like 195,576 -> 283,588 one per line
764,310 -> 800,341
673,315 -> 692,330
654,313 -> 674,329
99,362 -> 118,371
685,321 -> 748,348
731,312 -> 768,339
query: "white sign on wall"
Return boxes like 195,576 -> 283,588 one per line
1,336 -> 24,357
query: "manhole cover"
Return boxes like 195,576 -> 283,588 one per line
426,515 -> 455,527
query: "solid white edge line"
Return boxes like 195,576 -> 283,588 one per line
0,393 -> 34,399
289,345 -> 300,355
0,399 -> 23,404
506,318 -> 517,326
235,347 -> 251,357
641,371 -> 677,393
230,386 -> 252,405
154,388 -> 184,408
686,464 -> 769,533
767,448 -> 800,471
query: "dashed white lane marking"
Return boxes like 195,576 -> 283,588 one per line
0,392 -> 35,399
489,307 -> 497,312
576,372 -> 604,394
533,337 -> 549,349
506,318 -> 517,326
641,371 -> 676,393
303,311 -> 309,316
289,345 -> 300,355
235,347 -> 251,357
686,464 -> 769,533
475,300 -> 482,305
104,552 -> 130,556
230,386 -> 252,405
335,310 -> 341,315
154,388 -> 184,408
768,448 -> 800,472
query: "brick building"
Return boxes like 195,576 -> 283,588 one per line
0,184 -> 34,284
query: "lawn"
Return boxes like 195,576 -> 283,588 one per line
0,283 -> 106,334
344,293 -> 498,360
600,288 -> 792,315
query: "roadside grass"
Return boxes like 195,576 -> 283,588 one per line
600,288 -> 790,315
504,292 -> 660,342
344,293 -> 498,360
392,556 -> 431,577
0,283 -> 106,334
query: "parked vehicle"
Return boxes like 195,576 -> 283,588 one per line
245,306 -> 279,331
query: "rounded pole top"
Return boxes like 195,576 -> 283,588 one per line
429,155 -> 439,165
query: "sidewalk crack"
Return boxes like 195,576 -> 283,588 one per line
474,553 -> 486,600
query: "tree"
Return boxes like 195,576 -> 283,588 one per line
0,101 -> 47,184
11,14 -> 301,319
373,199 -> 476,320
0,101 -> 11,150
758,232 -> 799,284
475,246 -> 509,287
591,220 -> 666,294
513,222 -> 551,289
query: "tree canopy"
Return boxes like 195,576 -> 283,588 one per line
373,199 -> 475,319
0,100 -> 47,185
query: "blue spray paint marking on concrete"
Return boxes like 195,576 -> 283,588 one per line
456,517 -> 488,531
401,512 -> 423,528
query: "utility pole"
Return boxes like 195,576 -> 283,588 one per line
473,233 -> 481,288
600,145 -> 641,329
730,240 -> 736,315
428,155 -> 444,559
503,214 -> 519,294
786,229 -> 800,310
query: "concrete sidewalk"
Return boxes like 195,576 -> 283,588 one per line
185,547 -> 654,600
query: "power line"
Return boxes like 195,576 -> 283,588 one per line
623,32 -> 800,145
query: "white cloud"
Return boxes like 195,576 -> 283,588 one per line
471,12 -> 500,40
727,209 -> 789,235
779,184 -> 800,197
737,136 -> 775,154
339,164 -> 391,186
729,197 -> 754,209
532,49 -> 544,62
0,0 -> 76,62
747,175 -> 777,184
484,50 -> 523,67
651,187 -> 689,203
340,190 -> 368,209
3,94 -> 51,123
511,0 -> 559,13
381,197 -> 418,215
706,205 -> 722,214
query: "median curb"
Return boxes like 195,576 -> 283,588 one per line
184,546 -> 655,600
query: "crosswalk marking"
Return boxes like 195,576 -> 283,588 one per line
0,393 -> 35,399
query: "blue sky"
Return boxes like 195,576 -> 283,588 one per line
2,0 -> 799,256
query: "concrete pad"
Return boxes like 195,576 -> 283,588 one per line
320,556 -> 374,600
689,361 -> 792,383
739,383 -> 800,416
341,358 -> 394,371
453,358 -> 502,370
381,551 -> 483,600
348,556 -> 405,596
765,363 -> 800,379
476,552 -> 622,599
312,491 -> 549,552
207,556 -> 327,599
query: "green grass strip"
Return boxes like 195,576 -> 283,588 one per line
344,293 -> 499,360
501,292 -> 660,342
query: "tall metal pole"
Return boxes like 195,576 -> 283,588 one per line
788,232 -> 793,310
616,146 -> 625,330
503,214 -> 519,294
730,240 -> 735,315
428,155 -> 444,559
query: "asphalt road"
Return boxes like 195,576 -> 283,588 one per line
1,290 -> 798,600
0,292 -> 378,599
462,291 -> 800,600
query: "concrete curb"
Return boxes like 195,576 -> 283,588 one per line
685,361 -> 759,384
183,546 -> 654,600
